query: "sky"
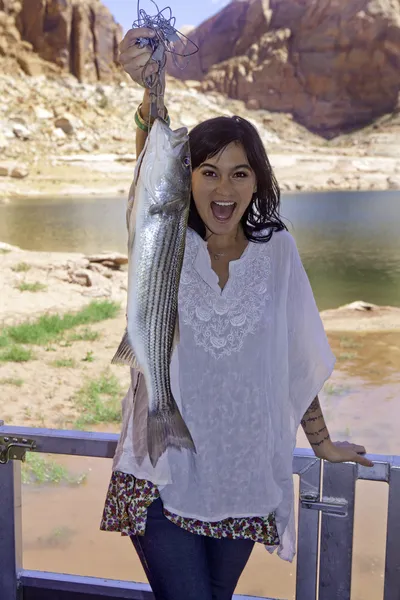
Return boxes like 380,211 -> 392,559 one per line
101,0 -> 230,33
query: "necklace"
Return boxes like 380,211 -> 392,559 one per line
207,229 -> 242,261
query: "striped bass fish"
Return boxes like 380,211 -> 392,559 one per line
112,117 -> 196,468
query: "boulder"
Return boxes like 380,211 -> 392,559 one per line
387,176 -> 400,189
85,252 -> 128,269
55,115 -> 76,135
34,106 -> 54,120
12,122 -> 31,140
0,161 -> 29,178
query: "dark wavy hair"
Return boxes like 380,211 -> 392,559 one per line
188,116 -> 287,243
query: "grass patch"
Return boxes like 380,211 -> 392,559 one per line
3,300 -> 119,346
15,281 -> 48,292
22,453 -> 87,485
324,382 -> 351,396
0,345 -> 33,362
74,371 -> 122,428
0,377 -> 24,386
52,358 -> 76,368
338,352 -> 358,361
67,328 -> 100,342
82,350 -> 94,362
37,526 -> 75,549
12,262 -> 31,273
340,337 -> 363,349
0,333 -> 9,348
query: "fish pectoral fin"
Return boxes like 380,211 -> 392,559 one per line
147,404 -> 196,468
149,198 -> 185,216
111,329 -> 141,370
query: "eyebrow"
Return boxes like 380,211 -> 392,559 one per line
200,162 -> 252,171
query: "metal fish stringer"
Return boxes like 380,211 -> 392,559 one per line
133,0 -> 199,122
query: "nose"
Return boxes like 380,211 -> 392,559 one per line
214,176 -> 233,197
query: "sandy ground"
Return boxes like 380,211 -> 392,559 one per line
1,244 -> 400,430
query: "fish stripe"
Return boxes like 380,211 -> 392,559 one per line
121,121 -> 195,467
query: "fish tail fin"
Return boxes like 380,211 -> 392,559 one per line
147,404 -> 196,468
111,329 -> 141,370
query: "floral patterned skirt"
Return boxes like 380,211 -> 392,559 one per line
100,471 -> 280,546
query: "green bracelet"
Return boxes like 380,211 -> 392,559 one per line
134,106 -> 171,132
134,110 -> 150,132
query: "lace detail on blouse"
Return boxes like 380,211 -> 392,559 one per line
179,238 -> 271,359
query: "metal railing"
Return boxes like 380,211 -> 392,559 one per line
0,424 -> 399,600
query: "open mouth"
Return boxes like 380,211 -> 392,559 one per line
210,201 -> 237,222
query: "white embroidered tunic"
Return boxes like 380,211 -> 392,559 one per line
112,227 -> 335,562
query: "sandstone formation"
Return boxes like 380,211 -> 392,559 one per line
0,0 -> 122,81
168,0 -> 400,134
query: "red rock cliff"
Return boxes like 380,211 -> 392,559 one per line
168,0 -> 400,134
0,0 -> 122,81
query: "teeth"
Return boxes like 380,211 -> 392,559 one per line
214,201 -> 235,206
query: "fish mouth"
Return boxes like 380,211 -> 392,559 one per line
152,118 -> 189,156
210,201 -> 237,222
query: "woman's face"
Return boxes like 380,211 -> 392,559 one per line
191,142 -> 257,237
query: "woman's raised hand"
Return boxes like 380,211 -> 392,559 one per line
118,28 -> 160,87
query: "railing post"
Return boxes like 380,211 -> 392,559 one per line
319,461 -> 356,600
296,457 -> 321,600
0,457 -> 23,600
384,458 -> 400,600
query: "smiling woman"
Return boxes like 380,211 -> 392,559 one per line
188,116 -> 285,244
99,25 -> 374,600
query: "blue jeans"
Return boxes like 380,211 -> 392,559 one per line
130,497 -> 255,600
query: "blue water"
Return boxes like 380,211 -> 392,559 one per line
1,190 -> 399,310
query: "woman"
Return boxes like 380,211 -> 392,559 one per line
101,27 -> 373,600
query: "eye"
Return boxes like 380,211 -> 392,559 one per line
202,170 -> 216,177
183,156 -> 191,168
234,171 -> 248,178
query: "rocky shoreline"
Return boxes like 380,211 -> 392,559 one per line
1,73 -> 400,203
1,146 -> 400,202
1,242 -> 400,332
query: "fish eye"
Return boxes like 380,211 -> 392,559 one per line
183,156 -> 191,168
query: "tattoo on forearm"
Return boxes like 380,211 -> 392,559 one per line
310,434 -> 330,447
301,396 -> 331,450
304,426 -> 328,437
307,397 -> 320,413
301,414 -> 323,426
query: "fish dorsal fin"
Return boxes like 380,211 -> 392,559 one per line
111,329 -> 143,371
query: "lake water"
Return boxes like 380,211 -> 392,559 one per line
1,190 -> 399,310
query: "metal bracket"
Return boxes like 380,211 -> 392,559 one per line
0,436 -> 36,465
300,492 -> 348,517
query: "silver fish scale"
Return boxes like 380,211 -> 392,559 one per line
115,117 -> 195,466
131,189 -> 188,413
